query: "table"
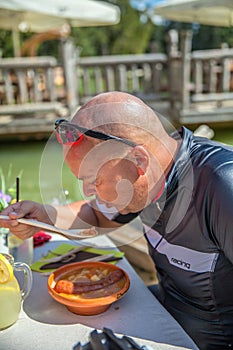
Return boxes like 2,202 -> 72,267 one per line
0,235 -> 198,350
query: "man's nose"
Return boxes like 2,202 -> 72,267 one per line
82,181 -> 96,197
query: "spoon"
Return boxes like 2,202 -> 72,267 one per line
0,215 -> 98,240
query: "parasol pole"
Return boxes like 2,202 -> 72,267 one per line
12,26 -> 21,57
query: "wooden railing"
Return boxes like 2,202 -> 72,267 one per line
58,39 -> 169,114
168,31 -> 233,125
191,48 -> 233,101
1,32 -> 233,138
0,56 -> 65,117
76,53 -> 168,104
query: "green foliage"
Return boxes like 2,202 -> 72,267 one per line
110,0 -> 154,54
0,30 -> 40,57
0,165 -> 23,212
192,26 -> 233,50
0,30 -> 14,57
165,21 -> 233,50
71,0 -> 154,55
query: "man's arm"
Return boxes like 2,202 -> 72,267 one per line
0,199 -> 121,240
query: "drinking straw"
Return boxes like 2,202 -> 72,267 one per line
16,177 -> 20,202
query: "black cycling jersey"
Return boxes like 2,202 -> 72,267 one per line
100,127 -> 233,350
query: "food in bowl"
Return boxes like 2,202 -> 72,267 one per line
48,261 -> 130,315
55,267 -> 124,297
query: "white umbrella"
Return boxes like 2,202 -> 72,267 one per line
0,0 -> 120,56
153,0 -> 233,27
0,0 -> 120,30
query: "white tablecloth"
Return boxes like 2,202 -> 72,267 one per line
0,235 -> 198,350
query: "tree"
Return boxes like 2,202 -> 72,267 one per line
162,21 -> 233,51
192,26 -> 233,50
71,0 -> 154,55
0,30 -> 14,57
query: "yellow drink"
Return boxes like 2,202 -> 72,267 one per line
0,276 -> 21,330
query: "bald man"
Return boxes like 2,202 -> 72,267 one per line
1,91 -> 233,349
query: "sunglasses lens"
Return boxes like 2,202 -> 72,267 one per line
56,125 -> 83,145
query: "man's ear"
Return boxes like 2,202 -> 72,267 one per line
128,145 -> 149,176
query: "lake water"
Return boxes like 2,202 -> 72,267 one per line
0,128 -> 233,205
0,137 -> 83,204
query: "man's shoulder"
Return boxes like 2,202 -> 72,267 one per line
191,136 -> 233,169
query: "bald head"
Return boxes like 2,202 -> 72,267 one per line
80,91 -> 147,108
72,91 -> 169,146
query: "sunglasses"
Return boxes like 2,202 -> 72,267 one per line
55,119 -> 137,147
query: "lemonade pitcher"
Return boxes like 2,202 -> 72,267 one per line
0,253 -> 32,330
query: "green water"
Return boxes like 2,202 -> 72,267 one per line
213,129 -> 233,146
0,128 -> 233,204
0,139 -> 83,204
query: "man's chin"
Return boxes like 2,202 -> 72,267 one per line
118,206 -> 133,215
118,209 -> 128,215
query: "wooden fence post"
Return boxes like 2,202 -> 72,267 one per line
167,29 -> 180,111
180,30 -> 193,111
60,38 -> 79,115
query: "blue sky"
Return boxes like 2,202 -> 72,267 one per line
130,0 -> 166,12
130,0 -> 168,24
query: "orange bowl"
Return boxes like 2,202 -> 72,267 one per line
47,261 -> 130,316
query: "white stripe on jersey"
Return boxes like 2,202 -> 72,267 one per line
144,225 -> 218,273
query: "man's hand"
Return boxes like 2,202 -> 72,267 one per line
0,200 -> 56,240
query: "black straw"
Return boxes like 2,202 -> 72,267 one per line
16,177 -> 20,202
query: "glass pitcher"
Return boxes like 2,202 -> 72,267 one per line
8,233 -> 34,265
0,253 -> 33,330
0,228 -> 34,265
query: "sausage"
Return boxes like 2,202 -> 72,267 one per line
55,269 -> 124,294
